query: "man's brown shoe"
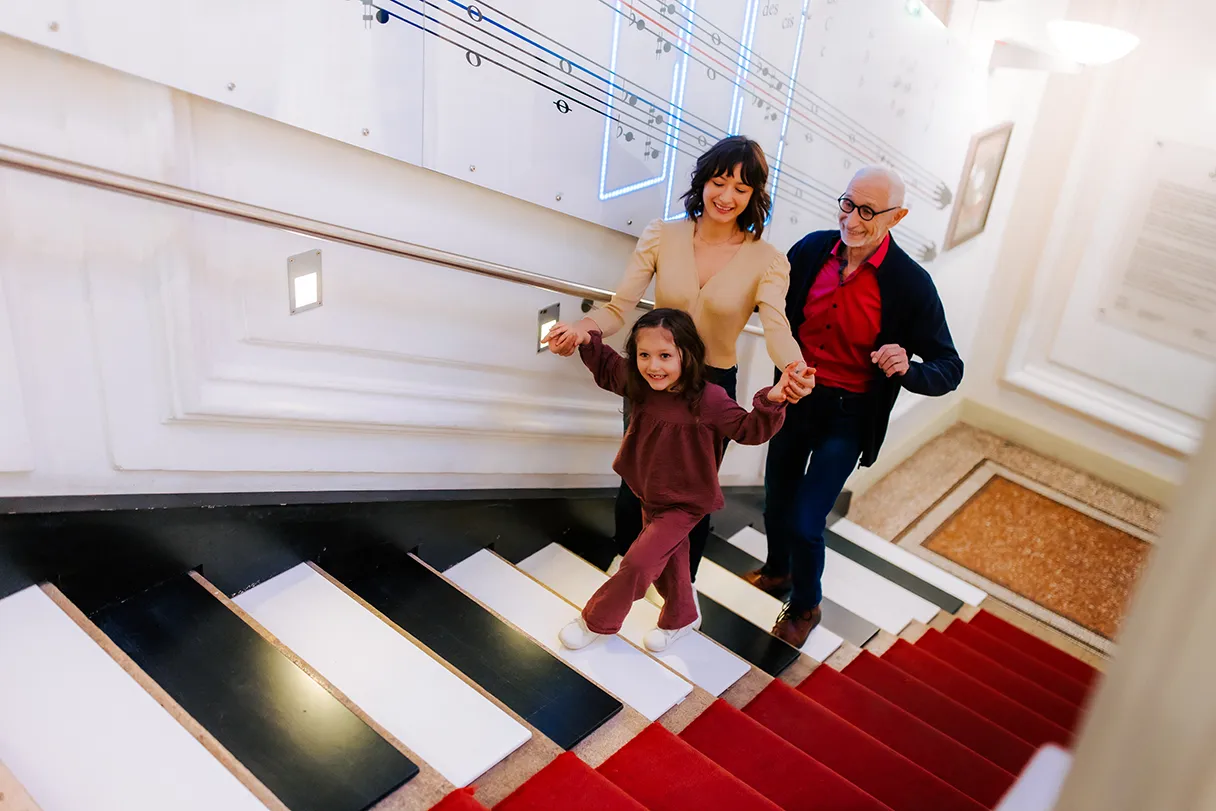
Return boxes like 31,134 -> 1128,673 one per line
741,569 -> 793,597
772,603 -> 822,648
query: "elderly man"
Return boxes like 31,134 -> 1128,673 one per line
746,166 -> 964,647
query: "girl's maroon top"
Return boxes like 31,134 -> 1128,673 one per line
580,331 -> 787,515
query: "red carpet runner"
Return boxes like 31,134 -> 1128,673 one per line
798,663 -> 1016,807
969,611 -> 1100,687
598,723 -> 781,811
844,650 -> 1037,774
943,621 -> 1090,706
496,752 -> 646,811
884,639 -> 1073,748
445,609 -> 1103,811
432,787 -> 490,811
744,679 -> 986,811
916,630 -> 1082,731
679,699 -> 890,811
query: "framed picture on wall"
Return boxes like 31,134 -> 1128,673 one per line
943,121 -> 1015,251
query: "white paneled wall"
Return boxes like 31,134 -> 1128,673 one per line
0,35 -> 783,495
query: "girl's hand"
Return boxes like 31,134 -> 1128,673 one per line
768,366 -> 797,403
782,361 -> 816,403
544,322 -> 588,356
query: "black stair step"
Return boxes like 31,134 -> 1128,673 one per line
319,543 -> 622,750
85,573 -> 415,811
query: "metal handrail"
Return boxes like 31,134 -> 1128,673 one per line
0,143 -> 765,336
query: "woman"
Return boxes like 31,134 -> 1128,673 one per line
546,135 -> 814,583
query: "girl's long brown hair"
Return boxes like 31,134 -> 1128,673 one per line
624,308 -> 707,407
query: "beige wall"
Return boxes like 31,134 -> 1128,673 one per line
959,0 -> 1214,501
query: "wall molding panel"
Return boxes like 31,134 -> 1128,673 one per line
0,271 -> 33,472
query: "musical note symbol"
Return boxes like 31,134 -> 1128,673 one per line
655,35 -> 672,56
643,137 -> 661,160
647,105 -> 664,126
553,99 -> 571,114
804,132 -> 814,143
629,12 -> 645,31
616,124 -> 635,142
789,213 -> 799,225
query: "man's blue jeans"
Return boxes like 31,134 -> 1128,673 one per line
762,385 -> 868,611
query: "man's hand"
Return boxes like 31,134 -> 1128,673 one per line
544,322 -> 589,356
871,344 -> 910,377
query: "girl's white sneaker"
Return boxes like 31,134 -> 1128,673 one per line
559,616 -> 604,650
643,623 -> 696,652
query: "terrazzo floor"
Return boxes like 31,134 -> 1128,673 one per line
848,423 -> 1162,659
923,475 -> 1151,640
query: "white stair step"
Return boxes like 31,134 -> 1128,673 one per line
726,525 -> 770,560
831,518 -> 988,606
0,586 -> 266,811
516,544 -> 750,696
727,527 -> 939,635
234,563 -> 531,787
445,550 -> 693,721
694,560 -> 843,663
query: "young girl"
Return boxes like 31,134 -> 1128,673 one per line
556,307 -> 797,652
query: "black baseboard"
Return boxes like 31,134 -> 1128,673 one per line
0,485 -> 761,604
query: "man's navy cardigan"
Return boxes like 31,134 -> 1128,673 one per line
780,230 -> 963,467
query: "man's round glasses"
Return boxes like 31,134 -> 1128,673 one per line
838,195 -> 899,221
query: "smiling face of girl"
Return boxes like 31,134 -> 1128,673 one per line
634,326 -> 682,392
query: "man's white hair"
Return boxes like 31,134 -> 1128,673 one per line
852,165 -> 907,208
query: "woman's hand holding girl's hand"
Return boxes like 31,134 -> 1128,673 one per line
782,361 -> 816,403
768,367 -> 796,403
544,322 -> 589,356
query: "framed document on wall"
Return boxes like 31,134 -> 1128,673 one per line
944,121 -> 1015,251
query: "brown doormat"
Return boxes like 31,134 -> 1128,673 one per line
899,463 -> 1155,653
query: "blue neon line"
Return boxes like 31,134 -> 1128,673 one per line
598,6 -> 623,200
599,0 -> 694,200
735,1 -> 760,133
729,0 -> 758,134
768,0 -> 810,224
662,0 -> 697,220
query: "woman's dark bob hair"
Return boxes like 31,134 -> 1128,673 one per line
681,135 -> 772,238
